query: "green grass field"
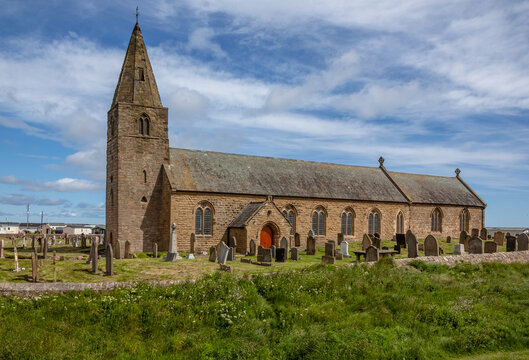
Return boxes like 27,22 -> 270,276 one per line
0,259 -> 528,359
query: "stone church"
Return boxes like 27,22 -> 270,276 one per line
106,22 -> 486,254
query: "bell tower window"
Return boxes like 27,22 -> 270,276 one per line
138,67 -> 145,81
138,114 -> 150,136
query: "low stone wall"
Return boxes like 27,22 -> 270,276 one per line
1,251 -> 528,297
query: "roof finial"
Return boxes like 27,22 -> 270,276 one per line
455,168 -> 461,176
378,156 -> 385,167
136,6 -> 139,24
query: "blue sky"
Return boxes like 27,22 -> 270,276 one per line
0,0 -> 528,226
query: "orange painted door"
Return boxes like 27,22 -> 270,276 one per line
260,226 -> 273,248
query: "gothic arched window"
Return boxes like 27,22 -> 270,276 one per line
460,208 -> 470,232
195,202 -> 213,235
138,114 -> 150,136
431,208 -> 443,232
341,208 -> 355,235
396,211 -> 404,234
312,206 -> 326,236
368,209 -> 381,235
282,205 -> 296,235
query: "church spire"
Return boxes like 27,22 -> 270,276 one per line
111,22 -> 162,108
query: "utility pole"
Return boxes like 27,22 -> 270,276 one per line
40,211 -> 44,225
26,203 -> 30,228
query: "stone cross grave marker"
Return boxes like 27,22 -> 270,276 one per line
484,241 -> 497,253
340,241 -> 351,258
517,233 -> 529,251
506,236 -> 516,252
306,235 -> 316,255
105,244 -> 114,276
208,246 -> 217,262
468,236 -> 483,254
362,234 -> 372,251
249,239 -> 256,256
424,235 -> 439,256
165,222 -> 182,261
275,248 -> 286,262
366,245 -> 379,262
290,247 -> 300,261
494,231 -> 505,246
407,231 -> 418,258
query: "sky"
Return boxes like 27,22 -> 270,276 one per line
0,0 -> 528,226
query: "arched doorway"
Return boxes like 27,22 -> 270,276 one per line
260,225 -> 274,248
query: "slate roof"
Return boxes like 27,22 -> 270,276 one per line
166,148 -> 485,207
229,202 -> 264,228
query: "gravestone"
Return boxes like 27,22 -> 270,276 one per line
494,231 -> 505,246
280,237 -> 288,253
393,245 -> 401,254
91,238 -> 99,274
366,245 -> 379,262
372,237 -> 381,249
362,234 -> 372,251
446,236 -> 451,243
219,264 -> 233,272
295,233 -> 301,247
153,243 -> 158,258
124,240 -> 131,259
31,251 -> 38,282
480,228 -> 488,241
257,248 -> 272,263
471,228 -> 479,237
81,234 -> 87,248
42,239 -> 48,259
13,246 -> 21,272
321,255 -> 335,265
275,248 -> 286,262
218,244 -> 230,265
270,245 -> 277,259
165,223 -> 182,261
337,233 -> 344,245
453,243 -> 465,255
227,247 -> 235,261
0,240 -> 4,259
190,233 -> 196,254
506,236 -> 517,252
424,235 -> 439,256
105,244 -> 114,276
216,242 -> 227,263
22,236 -> 26,249
396,234 -> 406,248
484,241 -> 497,253
208,246 -> 217,262
31,235 -> 35,249
374,232 -> 380,239
459,230 -> 468,244
290,247 -> 300,260
407,231 -> 418,258
52,235 -> 56,246
322,242 -> 336,264
517,233 -> 529,251
229,236 -> 237,249
249,239 -> 256,256
308,229 -> 315,237
418,243 -> 424,251
335,251 -> 344,261
257,245 -> 264,257
307,235 -> 316,255
186,253 -> 195,260
468,236 -> 483,254
340,241 -> 351,258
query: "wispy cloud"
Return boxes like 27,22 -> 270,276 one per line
0,176 -> 103,192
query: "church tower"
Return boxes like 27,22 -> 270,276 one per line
106,21 -> 169,254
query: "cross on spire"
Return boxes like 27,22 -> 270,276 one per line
136,6 -> 139,24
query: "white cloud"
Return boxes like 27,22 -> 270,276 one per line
188,27 -> 227,58
0,176 -> 103,192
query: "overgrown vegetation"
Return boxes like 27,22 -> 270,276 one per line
1,259 -> 528,359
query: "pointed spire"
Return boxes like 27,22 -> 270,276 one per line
111,22 -> 163,108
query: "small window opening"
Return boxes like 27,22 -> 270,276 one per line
138,67 -> 145,81
141,196 -> 147,203
143,170 -> 147,184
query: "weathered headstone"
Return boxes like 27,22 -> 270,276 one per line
124,240 -> 131,259
153,243 -> 158,258
322,242 -> 336,264
270,245 -> 277,259
337,233 -> 344,245
308,229 -> 315,237
480,228 -> 488,241
453,243 -> 465,255
393,244 -> 401,254
446,236 -> 451,243
407,231 -> 418,258
374,232 -> 380,239
216,241 -> 227,263
280,237 -> 288,253
0,239 -> 4,259
229,236 -> 237,249
257,248 -> 272,263
208,246 -> 217,262
366,245 -> 379,262
249,239 -> 256,256
218,244 -> 230,265
165,222 -> 181,261
471,228 -> 479,237
31,251 -> 38,282
494,231 -> 505,246
362,234 -> 372,251
340,241 -> 351,258
22,236 -> 26,249
13,246 -> 21,272
335,251 -> 344,261
290,247 -> 300,261
468,236 -> 483,254
517,233 -> 529,251
484,241 -> 497,253
459,230 -> 468,245
105,244 -> 114,276
91,238 -> 99,274
396,233 -> 406,248
275,248 -> 286,262
372,237 -> 381,249
424,235 -> 439,256
294,233 -> 301,247
81,234 -> 87,248
307,235 -> 316,255
190,233 -> 196,254
186,253 -> 195,260
227,247 -> 235,261
506,236 -> 516,252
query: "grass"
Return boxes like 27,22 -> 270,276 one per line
0,259 -> 528,359
0,236 -> 509,283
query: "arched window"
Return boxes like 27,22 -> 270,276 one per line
312,206 -> 326,236
144,118 -> 150,135
396,212 -> 404,234
341,208 -> 354,235
368,209 -> 380,235
460,209 -> 470,232
139,117 -> 143,134
143,170 -> 147,184
431,208 -> 442,232
282,205 -> 296,235
138,114 -> 150,136
195,202 -> 213,235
